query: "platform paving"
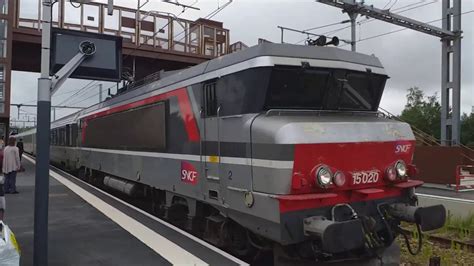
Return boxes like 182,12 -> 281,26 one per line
417,185 -> 474,200
416,185 -> 474,219
3,157 -> 245,266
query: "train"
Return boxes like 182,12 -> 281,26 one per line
18,43 -> 446,263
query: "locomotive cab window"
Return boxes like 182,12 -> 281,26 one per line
203,81 -> 218,117
264,66 -> 387,111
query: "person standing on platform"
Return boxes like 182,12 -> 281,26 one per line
0,148 -> 3,220
0,178 -> 4,219
3,137 -> 20,194
16,138 -> 24,162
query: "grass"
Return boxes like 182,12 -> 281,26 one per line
400,212 -> 474,265
398,236 -> 474,265
429,212 -> 474,242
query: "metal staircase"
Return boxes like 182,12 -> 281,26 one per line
379,107 -> 474,189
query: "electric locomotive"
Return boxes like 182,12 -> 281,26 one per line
18,43 -> 446,263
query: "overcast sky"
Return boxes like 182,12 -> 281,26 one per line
11,0 -> 474,127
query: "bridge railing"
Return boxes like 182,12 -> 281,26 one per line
14,0 -> 229,57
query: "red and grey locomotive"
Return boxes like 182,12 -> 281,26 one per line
19,43 -> 446,263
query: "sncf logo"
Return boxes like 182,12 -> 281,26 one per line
395,143 -> 412,154
181,162 -> 198,185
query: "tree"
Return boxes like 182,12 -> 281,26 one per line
400,87 -> 441,140
405,87 -> 424,108
461,113 -> 474,146
400,87 -> 474,146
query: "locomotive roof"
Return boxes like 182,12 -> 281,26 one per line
159,43 -> 385,87
209,42 -> 384,71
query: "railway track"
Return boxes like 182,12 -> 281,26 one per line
400,227 -> 474,252
403,193 -> 474,253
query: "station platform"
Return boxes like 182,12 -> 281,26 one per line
416,185 -> 474,219
4,156 -> 247,266
417,185 -> 474,201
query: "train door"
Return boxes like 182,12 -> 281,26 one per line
201,80 -> 225,204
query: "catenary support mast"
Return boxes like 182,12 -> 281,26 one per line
441,0 -> 462,146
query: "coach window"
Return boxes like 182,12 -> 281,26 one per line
58,128 -> 62,146
57,128 -> 61,145
71,124 -> 78,146
51,129 -> 56,145
66,125 -> 71,146
60,128 -> 64,146
203,81 -> 218,117
60,127 -> 64,146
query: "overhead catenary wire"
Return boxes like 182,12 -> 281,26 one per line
169,0 -> 233,51
17,80 -> 100,107
357,0 -> 438,26
295,0 -> 437,44
53,84 -> 98,99
123,1 -> 199,61
16,81 -> 97,115
295,20 -> 350,44
382,0 -> 393,10
332,0 -> 438,32
67,89 -> 104,107
56,82 -> 98,104
339,9 -> 474,47
55,80 -> 98,106
203,0 -> 232,20
58,84 -> 99,106
67,82 -> 119,107
304,20 -> 350,32
60,85 -> 104,107
387,0 -> 398,10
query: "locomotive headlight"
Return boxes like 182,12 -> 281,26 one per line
316,166 -> 332,187
385,167 -> 397,181
395,160 -> 407,178
333,171 -> 346,187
